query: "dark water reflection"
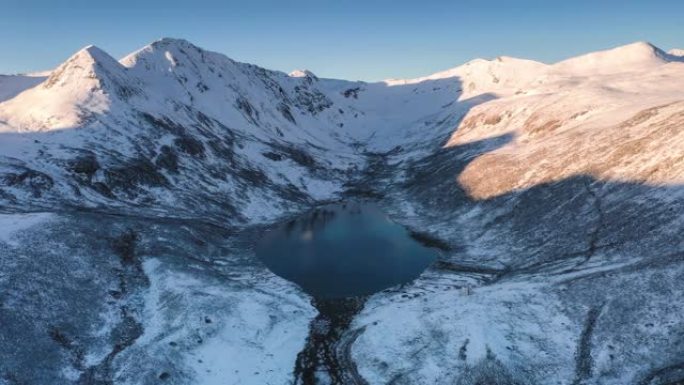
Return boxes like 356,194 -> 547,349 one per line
256,202 -> 438,299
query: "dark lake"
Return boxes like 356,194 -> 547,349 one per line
255,202 -> 439,298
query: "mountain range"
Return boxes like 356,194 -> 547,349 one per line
1,38 -> 683,385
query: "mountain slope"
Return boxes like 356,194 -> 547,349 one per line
0,46 -> 136,131
0,73 -> 47,103
550,41 -> 680,74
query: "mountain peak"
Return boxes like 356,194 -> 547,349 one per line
150,37 -> 198,50
43,44 -> 125,89
289,69 -> 318,83
609,41 -> 667,58
0,43 -> 139,130
552,41 -> 670,75
668,48 -> 684,57
79,45 -> 115,61
63,45 -> 123,71
619,40 -> 657,50
289,69 -> 315,77
120,37 -> 229,72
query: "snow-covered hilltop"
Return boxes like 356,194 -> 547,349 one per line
1,39 -> 683,385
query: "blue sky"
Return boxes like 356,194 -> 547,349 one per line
2,0 -> 683,81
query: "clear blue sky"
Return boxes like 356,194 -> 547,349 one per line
2,0 -> 683,81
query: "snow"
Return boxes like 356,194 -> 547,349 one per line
0,74 -> 46,103
550,41 -> 684,75
188,297 -> 311,385
0,212 -> 54,246
0,45 -> 128,131
385,56 -> 547,97
289,69 -> 317,79
124,257 -> 315,385
0,38 -> 683,385
353,279 -> 577,384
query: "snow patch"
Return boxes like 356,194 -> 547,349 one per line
0,212 -> 54,246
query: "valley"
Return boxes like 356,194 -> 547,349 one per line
0,39 -> 683,385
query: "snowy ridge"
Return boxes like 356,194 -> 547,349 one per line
0,38 -> 682,219
0,45 -> 137,131
550,41 -> 680,75
0,74 -> 47,103
385,56 -> 547,97
669,48 -> 684,57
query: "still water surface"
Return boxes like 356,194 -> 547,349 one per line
256,202 -> 438,298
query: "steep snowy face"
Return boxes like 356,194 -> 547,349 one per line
121,38 -> 249,112
119,38 -> 350,146
44,45 -> 130,91
0,46 -> 138,131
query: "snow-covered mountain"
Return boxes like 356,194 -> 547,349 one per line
0,73 -> 46,103
1,39 -> 683,385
